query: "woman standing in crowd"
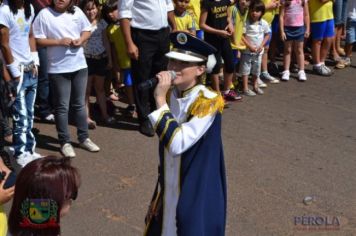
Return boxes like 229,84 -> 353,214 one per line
8,156 -> 80,236
33,0 -> 100,158
80,0 -> 115,129
0,0 -> 41,167
145,32 -> 226,235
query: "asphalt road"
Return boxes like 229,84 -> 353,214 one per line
4,58 -> 356,236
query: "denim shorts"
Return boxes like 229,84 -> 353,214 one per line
284,26 -> 305,41
239,52 -> 262,76
346,17 -> 356,44
311,19 -> 335,40
333,0 -> 348,26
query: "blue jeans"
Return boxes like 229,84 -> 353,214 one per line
35,47 -> 52,118
12,71 -> 38,157
49,68 -> 89,145
333,0 -> 348,26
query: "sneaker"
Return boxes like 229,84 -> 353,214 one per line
42,114 -> 55,123
254,87 -> 264,95
261,72 -> 280,84
257,77 -> 267,88
298,70 -> 307,81
61,143 -> 76,158
281,70 -> 290,81
243,89 -> 256,96
223,90 -> 242,101
79,138 -> 100,152
124,105 -> 136,117
313,64 -> 332,76
104,116 -> 116,125
344,57 -> 351,67
16,152 -> 34,168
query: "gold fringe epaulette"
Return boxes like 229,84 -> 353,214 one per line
188,91 -> 224,118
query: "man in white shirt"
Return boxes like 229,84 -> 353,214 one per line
118,0 -> 176,137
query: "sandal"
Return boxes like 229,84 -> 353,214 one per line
88,120 -> 97,130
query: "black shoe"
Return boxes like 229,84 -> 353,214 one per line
139,120 -> 155,137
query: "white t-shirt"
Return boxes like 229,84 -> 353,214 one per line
243,18 -> 271,54
0,1 -> 35,64
33,6 -> 91,73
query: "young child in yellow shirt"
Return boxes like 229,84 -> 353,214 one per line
174,0 -> 196,35
187,0 -> 203,38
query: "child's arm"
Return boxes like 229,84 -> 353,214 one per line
168,10 -> 177,31
260,33 -> 271,52
303,1 -> 310,38
265,0 -> 279,10
199,8 -> 231,38
241,35 -> 257,52
279,4 -> 287,41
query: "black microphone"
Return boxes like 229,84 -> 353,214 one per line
138,71 -> 176,91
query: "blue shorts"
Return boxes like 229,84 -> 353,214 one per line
284,26 -> 305,41
123,68 -> 133,86
271,14 -> 280,34
311,19 -> 335,40
196,30 -> 204,40
265,32 -> 272,47
232,49 -> 240,65
346,18 -> 356,44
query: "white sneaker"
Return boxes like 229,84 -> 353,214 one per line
298,70 -> 307,81
16,152 -> 34,168
61,143 -> 76,158
257,77 -> 267,88
261,72 -> 280,83
281,70 -> 290,81
79,138 -> 100,152
43,114 -> 55,123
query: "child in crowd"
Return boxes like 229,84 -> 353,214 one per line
187,0 -> 203,38
33,0 -> 100,158
309,0 -> 334,76
240,0 -> 271,96
8,156 -> 80,236
104,0 -> 135,116
174,0 -> 196,35
230,0 -> 250,90
279,0 -> 310,81
0,158 -> 14,236
0,0 -> 42,167
344,0 -> 355,66
81,0 -> 115,129
260,0 -> 280,84
332,0 -> 348,69
200,0 -> 242,101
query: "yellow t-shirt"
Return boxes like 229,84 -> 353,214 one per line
186,0 -> 201,30
174,11 -> 196,32
230,5 -> 248,50
262,0 -> 278,25
0,205 -> 7,236
106,24 -> 131,70
308,0 -> 333,23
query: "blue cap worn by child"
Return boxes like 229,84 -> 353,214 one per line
166,31 -> 217,72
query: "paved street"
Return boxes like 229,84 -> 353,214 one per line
5,59 -> 356,236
